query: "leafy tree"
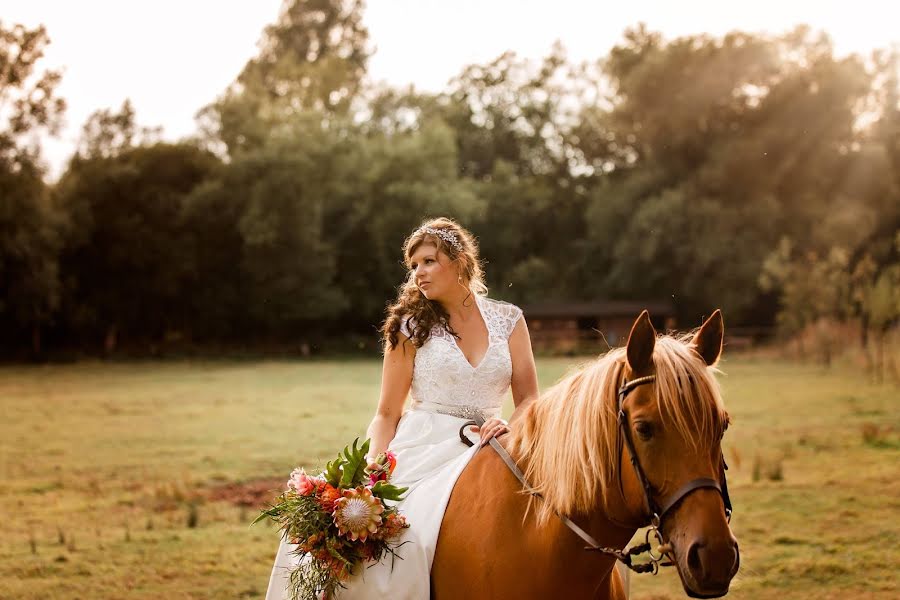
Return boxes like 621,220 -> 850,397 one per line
861,264 -> 900,382
759,239 -> 856,365
850,235 -> 900,381
442,43 -> 573,180
0,160 -> 62,355
76,99 -> 161,159
0,21 -> 66,168
357,84 -> 443,137
470,160 -> 572,302
229,129 -> 349,334
185,114 -> 352,339
198,0 -> 370,156
579,26 -> 876,322
56,142 -> 220,351
0,21 -> 66,355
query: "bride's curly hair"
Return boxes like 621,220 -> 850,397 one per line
382,217 -> 487,350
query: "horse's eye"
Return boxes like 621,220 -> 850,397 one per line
635,421 -> 654,441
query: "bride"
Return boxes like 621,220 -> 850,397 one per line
265,217 -> 539,599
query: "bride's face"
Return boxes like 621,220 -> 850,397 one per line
409,243 -> 459,302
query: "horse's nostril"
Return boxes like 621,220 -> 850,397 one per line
687,542 -> 704,573
731,540 -> 741,574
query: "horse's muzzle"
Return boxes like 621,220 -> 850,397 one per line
679,535 -> 740,598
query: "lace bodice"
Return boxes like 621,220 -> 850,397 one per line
400,296 -> 523,421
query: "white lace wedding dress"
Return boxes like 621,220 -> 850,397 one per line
265,295 -> 523,600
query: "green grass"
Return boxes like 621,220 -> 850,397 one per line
0,356 -> 897,599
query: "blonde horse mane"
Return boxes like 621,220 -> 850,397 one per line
506,331 -> 730,526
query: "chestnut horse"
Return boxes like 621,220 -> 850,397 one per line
432,310 -> 739,599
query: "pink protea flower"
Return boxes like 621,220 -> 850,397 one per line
333,487 -> 384,542
287,468 -> 321,496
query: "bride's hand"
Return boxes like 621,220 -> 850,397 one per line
472,417 -> 509,447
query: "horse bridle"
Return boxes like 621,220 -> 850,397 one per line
459,370 -> 733,574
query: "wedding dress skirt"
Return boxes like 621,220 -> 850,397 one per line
265,409 -> 482,600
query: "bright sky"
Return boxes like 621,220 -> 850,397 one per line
3,0 -> 897,179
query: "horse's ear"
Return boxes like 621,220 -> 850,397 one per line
626,310 -> 656,373
692,309 -> 724,366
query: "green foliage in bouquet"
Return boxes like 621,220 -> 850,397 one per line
254,438 -> 409,600
326,438 -> 365,488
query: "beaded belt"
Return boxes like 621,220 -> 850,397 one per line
410,401 -> 496,422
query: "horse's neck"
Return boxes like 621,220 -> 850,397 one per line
529,478 -> 636,599
582,507 -> 639,557
506,409 -> 637,553
500,440 -> 636,595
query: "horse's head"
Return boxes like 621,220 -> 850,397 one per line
614,310 -> 739,598
507,309 -> 740,596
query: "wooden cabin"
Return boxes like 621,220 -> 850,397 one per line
522,300 -> 677,353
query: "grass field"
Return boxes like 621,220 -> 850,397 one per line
0,355 -> 897,599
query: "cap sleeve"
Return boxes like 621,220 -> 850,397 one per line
497,302 -> 523,340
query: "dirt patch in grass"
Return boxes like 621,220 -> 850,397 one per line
202,478 -> 285,507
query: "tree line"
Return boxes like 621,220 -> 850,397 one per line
1,1 -> 898,360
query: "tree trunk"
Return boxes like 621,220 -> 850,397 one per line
104,325 -> 118,356
31,323 -> 42,358
861,320 -> 875,378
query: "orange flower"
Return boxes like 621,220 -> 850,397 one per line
318,484 -> 342,513
326,555 -> 351,580
298,532 -> 323,553
312,548 -> 330,562
384,451 -> 397,475
372,511 -> 407,540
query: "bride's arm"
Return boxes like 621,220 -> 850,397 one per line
365,335 -> 415,463
509,317 -> 539,418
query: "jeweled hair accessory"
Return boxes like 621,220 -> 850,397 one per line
416,226 -> 464,252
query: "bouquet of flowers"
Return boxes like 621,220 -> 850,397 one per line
254,438 -> 409,600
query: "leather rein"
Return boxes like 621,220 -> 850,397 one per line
459,372 -> 733,574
